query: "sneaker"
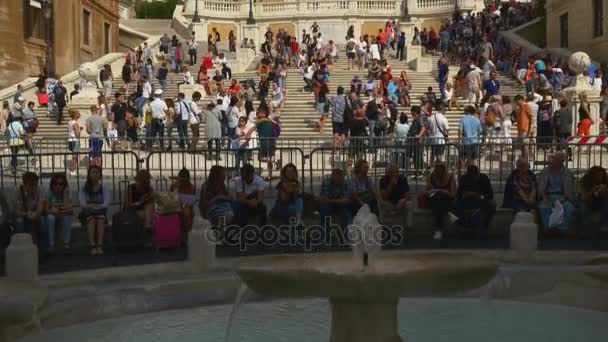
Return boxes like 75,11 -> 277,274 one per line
433,231 -> 443,240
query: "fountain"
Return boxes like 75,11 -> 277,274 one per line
236,206 -> 498,342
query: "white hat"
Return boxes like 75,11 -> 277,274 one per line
154,89 -> 163,96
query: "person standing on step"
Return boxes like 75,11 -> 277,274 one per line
396,32 -> 406,61
86,105 -> 108,168
330,86 -> 347,152
188,37 -> 198,66
150,89 -> 168,151
346,36 -> 357,71
175,93 -> 192,150
53,80 -> 68,125
111,92 -> 128,140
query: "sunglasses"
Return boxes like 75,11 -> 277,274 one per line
54,182 -> 66,186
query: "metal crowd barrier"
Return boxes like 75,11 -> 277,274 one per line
0,151 -> 141,207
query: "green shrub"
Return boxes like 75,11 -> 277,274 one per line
135,0 -> 177,19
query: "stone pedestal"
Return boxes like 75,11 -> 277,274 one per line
188,217 -> 216,272
178,84 -> 207,103
404,45 -> 421,63
191,22 -> 208,43
242,24 -> 261,52
5,234 -> 38,281
509,212 -> 538,257
399,21 -> 416,47
410,57 -> 433,72
330,299 -> 401,342
561,52 -> 602,136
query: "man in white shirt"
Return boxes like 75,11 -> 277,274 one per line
316,33 -> 323,51
175,92 -> 192,150
149,89 -> 168,150
427,103 -> 450,161
188,38 -> 198,66
142,42 -> 152,63
215,89 -> 230,113
234,164 -> 268,226
303,63 -> 315,92
186,91 -> 203,150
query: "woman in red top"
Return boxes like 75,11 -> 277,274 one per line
202,53 -> 214,72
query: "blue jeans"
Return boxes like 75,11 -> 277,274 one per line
319,203 -> 351,241
271,197 -> 304,224
136,96 -> 148,116
538,195 -> 575,230
159,79 -> 167,93
46,214 -> 72,246
176,120 -> 190,149
15,216 -> 46,247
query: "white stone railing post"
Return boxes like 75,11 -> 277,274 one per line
5,234 -> 38,281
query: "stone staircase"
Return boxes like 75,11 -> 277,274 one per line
33,49 -> 524,142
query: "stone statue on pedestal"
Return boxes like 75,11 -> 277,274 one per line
560,52 -> 602,136
401,0 -> 411,21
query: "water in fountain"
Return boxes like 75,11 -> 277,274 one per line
348,204 -> 382,268
224,283 -> 250,342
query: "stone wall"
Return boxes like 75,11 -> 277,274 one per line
0,0 -> 120,89
546,0 -> 608,62
207,22 -> 238,42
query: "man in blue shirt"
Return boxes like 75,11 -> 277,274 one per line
481,71 -> 500,105
438,58 -> 449,101
459,106 -> 482,163
319,169 -> 351,243
396,32 -> 406,61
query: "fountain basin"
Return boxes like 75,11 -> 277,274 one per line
237,253 -> 498,300
236,253 -> 497,342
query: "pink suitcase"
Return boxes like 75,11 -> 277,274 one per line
154,213 -> 181,249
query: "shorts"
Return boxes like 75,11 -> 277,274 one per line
461,144 -> 479,161
317,102 -> 327,115
347,52 -> 356,59
68,140 -> 81,153
332,122 -> 346,135
89,137 -> 104,158
358,50 -> 366,57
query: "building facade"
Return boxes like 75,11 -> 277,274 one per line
546,0 -> 608,62
183,0 -> 485,48
0,0 -> 120,89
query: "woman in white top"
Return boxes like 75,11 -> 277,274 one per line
183,66 -> 194,85
271,82 -> 285,110
8,116 -> 25,174
67,110 -> 81,176
234,116 -> 256,170
214,53 -> 232,80
592,70 -> 603,92
358,38 -> 368,68
370,40 -> 380,61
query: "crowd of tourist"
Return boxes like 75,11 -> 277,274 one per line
4,0 -> 608,252
3,151 -> 608,253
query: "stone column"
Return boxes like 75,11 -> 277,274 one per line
191,21 -> 208,43
509,212 -> 538,258
561,52 -> 602,136
5,234 -> 38,281
242,23 -> 261,51
188,216 -> 217,272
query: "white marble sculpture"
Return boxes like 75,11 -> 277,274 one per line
78,62 -> 99,87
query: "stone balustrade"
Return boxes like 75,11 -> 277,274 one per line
185,0 -> 474,19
